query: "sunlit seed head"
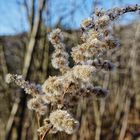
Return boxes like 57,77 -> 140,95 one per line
49,110 -> 79,134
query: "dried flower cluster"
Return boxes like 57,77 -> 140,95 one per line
48,28 -> 70,73
72,14 -> 119,65
5,4 -> 140,140
5,74 -> 42,96
49,110 -> 79,134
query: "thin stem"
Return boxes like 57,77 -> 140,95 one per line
40,125 -> 53,140
36,113 -> 41,140
36,113 -> 41,128
61,92 -> 66,106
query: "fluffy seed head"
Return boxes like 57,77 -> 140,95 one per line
49,28 -> 63,45
49,110 -> 79,134
27,96 -> 47,115
81,18 -> 93,30
72,65 -> 96,82
42,76 -> 63,104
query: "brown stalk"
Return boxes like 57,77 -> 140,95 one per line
40,125 -> 53,140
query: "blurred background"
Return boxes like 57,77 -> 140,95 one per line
0,0 -> 140,140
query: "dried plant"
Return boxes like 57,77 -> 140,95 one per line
5,4 -> 140,140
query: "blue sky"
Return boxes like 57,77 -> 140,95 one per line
0,0 -> 139,35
